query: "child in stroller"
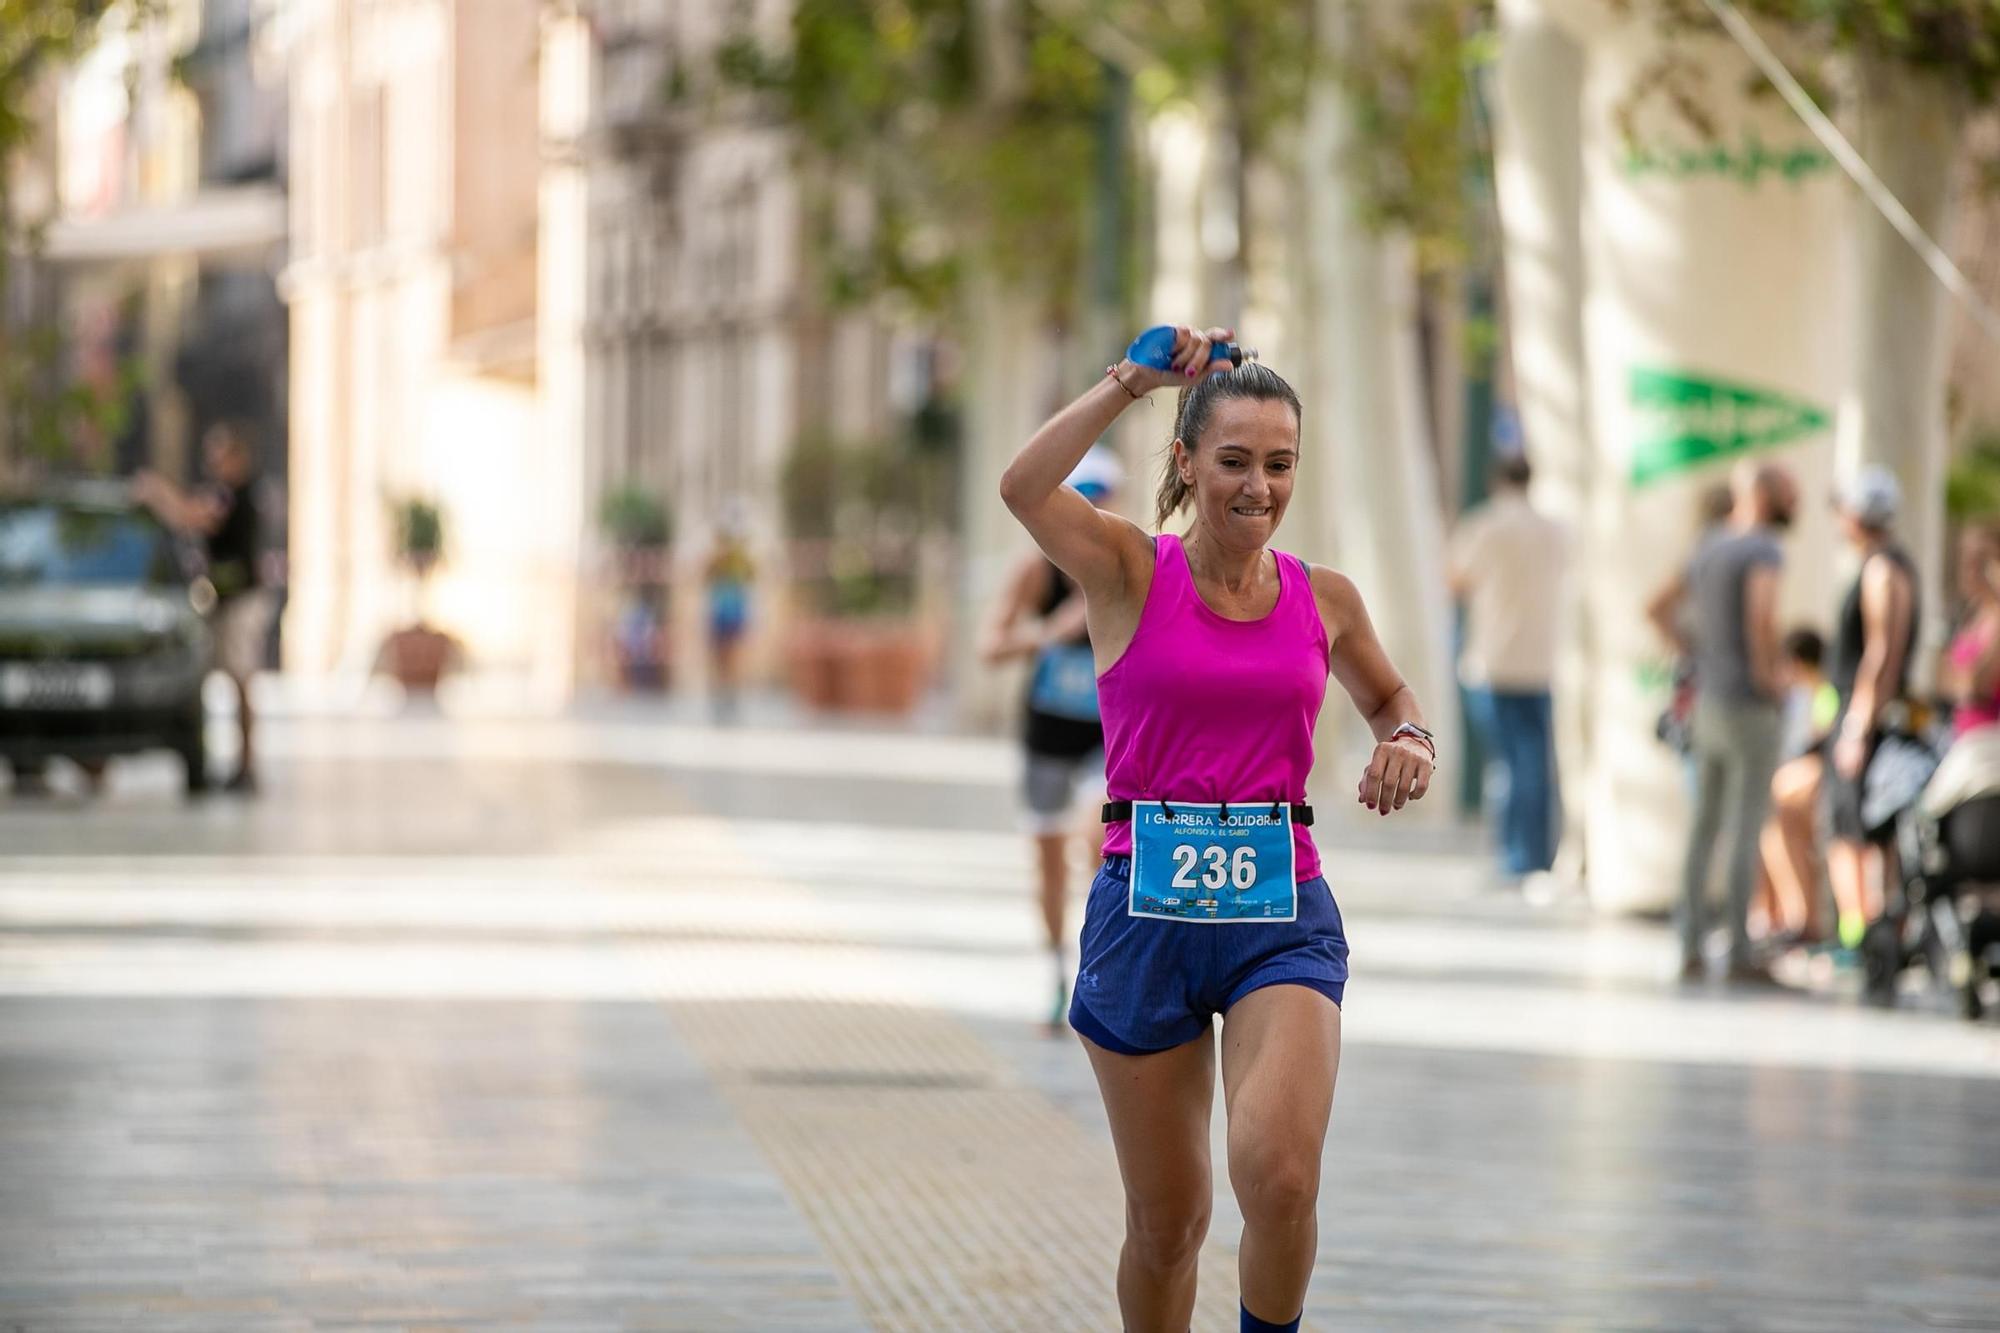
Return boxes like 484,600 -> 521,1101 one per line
1884,730 -> 2000,1017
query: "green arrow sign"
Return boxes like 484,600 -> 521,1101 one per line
1628,367 -> 1830,486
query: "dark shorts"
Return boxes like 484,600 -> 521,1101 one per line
1069,855 -> 1349,1056
1826,722 -> 1889,844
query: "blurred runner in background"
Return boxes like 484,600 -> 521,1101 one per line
981,446 -> 1121,1032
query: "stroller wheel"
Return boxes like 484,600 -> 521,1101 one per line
1861,918 -> 1900,1007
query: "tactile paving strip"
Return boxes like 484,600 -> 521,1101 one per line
668,998 -> 1243,1332
653,820 -> 1242,1331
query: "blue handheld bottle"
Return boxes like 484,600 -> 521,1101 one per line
1125,325 -> 1254,370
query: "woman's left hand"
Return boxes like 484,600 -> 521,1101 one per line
1359,736 -> 1433,815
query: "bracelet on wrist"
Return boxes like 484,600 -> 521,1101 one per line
1105,364 -> 1142,401
1388,722 -> 1437,761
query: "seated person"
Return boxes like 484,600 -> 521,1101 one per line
1754,628 -> 1837,947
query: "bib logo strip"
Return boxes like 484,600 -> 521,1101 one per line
1128,801 -> 1297,922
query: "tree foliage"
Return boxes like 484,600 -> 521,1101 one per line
0,1 -> 135,473
1725,0 -> 2000,99
1337,0 -> 1496,272
712,0 -> 1115,315
1615,0 -> 2000,125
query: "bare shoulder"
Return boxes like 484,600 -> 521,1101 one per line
1304,563 -> 1368,639
1305,563 -> 1363,615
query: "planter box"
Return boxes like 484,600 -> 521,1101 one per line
787,618 -> 927,714
379,624 -> 459,693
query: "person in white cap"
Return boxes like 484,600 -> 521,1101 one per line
1825,464 -> 1919,971
980,444 -> 1121,1032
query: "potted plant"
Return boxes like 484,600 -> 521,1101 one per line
781,433 -> 931,714
377,495 -> 461,693
599,483 -> 674,690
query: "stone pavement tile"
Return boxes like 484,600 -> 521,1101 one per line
971,1017 -> 2000,1330
0,997 -> 867,1331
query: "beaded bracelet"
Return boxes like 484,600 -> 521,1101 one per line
1105,364 -> 1142,401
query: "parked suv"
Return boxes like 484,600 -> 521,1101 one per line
0,483 -> 215,794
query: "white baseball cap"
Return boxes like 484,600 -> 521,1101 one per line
1065,445 -> 1124,501
1836,465 -> 1901,528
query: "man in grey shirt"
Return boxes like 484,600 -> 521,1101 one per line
1648,461 -> 1799,984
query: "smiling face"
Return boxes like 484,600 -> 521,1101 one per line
1174,397 -> 1301,552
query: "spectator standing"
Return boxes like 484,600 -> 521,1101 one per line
705,521 -> 756,722
1825,466 -> 1919,956
1447,453 -> 1568,881
131,421 -> 273,794
1647,461 -> 1799,983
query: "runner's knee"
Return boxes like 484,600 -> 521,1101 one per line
1229,1137 -> 1320,1228
1124,1194 -> 1211,1271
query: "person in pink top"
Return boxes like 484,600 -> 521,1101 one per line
1942,524 -> 2000,737
999,324 -> 1435,1333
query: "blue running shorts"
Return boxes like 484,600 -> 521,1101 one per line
1069,854 -> 1349,1055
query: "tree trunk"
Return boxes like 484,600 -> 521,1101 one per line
954,274 -> 1050,728
1298,0 -> 1458,821
955,0 -> 1047,727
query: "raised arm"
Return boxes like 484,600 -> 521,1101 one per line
130,470 -> 226,536
998,325 -> 1232,601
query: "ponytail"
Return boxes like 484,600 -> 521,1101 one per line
1152,383 -> 1197,529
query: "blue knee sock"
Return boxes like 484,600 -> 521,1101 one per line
1241,1303 -> 1301,1333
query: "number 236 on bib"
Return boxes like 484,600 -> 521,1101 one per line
1129,802 -> 1297,922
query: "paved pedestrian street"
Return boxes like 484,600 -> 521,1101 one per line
1,708 -> 1997,1331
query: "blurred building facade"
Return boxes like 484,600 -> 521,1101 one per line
285,0 -> 908,702
8,0 -> 288,527
284,0 -> 549,688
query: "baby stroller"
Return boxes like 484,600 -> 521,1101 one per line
1881,729 -> 2000,1018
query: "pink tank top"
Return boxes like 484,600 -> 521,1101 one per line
1098,533 -> 1331,880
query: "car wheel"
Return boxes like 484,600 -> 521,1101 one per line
9,759 -> 51,797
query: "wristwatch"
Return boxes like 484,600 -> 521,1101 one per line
1388,722 -> 1437,760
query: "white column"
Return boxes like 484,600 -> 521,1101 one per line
1571,8 -> 1846,912
1297,0 -> 1458,819
1492,0 -> 1592,881
535,5 -> 595,702
954,274 -> 1049,729
1835,53 -> 1961,681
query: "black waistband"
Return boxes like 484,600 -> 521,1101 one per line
1100,799 -> 1313,827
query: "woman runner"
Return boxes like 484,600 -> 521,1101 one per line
999,325 -> 1436,1332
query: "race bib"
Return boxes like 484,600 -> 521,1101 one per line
1028,642 -> 1101,721
1129,801 -> 1296,922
